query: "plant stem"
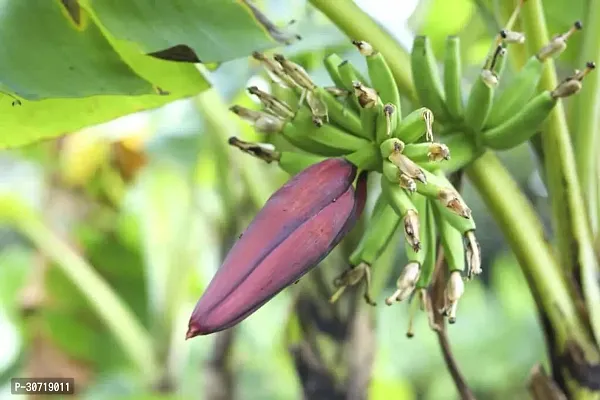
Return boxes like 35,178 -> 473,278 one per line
307,0 -> 418,103
521,0 -> 600,346
569,0 -> 600,237
467,152 -> 580,339
12,206 -> 159,382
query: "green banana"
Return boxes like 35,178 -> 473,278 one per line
323,53 -> 347,89
354,203 -> 402,266
375,103 -> 398,144
464,45 -> 505,132
332,192 -> 389,306
381,176 -> 421,251
415,200 -> 437,290
443,36 -> 464,121
482,91 -> 556,150
485,55 -> 543,129
435,204 -> 466,274
385,193 -> 427,305
464,71 -> 495,133
353,40 -> 402,125
411,36 -> 448,121
492,45 -> 508,80
353,81 -> 381,141
415,169 -> 475,230
344,143 -> 381,171
271,82 -> 299,113
394,107 -> 434,143
282,106 -> 371,156
314,87 -> 363,137
337,60 -> 362,112
380,137 -> 404,159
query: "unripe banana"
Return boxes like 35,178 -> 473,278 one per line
381,176 -> 421,251
464,45 -> 505,132
415,169 -> 475,230
482,91 -> 555,150
411,36 -> 448,121
338,60 -> 369,113
394,107 -> 434,143
384,193 -> 428,305
434,205 -> 466,274
353,81 -> 381,141
314,87 -> 363,137
380,138 -> 404,159
415,200 -> 437,290
353,40 -> 402,125
485,55 -> 543,129
282,107 -> 371,156
354,203 -> 402,266
323,53 -> 347,89
443,36 -> 464,121
271,82 -> 300,113
464,71 -> 495,133
348,193 -> 387,264
344,144 -> 381,171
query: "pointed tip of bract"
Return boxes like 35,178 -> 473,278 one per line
185,325 -> 201,340
186,321 -> 212,340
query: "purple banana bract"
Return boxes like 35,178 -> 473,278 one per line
187,158 -> 368,338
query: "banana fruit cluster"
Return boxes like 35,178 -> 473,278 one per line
222,0 -> 594,335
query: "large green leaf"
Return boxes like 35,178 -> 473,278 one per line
0,0 -> 296,149
0,42 -> 208,149
83,0 -> 298,63
0,0 -> 154,100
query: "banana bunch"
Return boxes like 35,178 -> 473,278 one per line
411,1 -> 592,151
226,0 -> 594,333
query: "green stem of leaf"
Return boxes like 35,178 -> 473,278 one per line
466,152 -> 581,341
521,0 -> 600,347
307,0 -> 418,104
9,203 -> 159,382
569,0 -> 600,238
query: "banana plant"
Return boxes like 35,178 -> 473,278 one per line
186,0 -> 600,398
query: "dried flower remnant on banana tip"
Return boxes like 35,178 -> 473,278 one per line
465,230 -> 482,279
427,143 -> 450,162
442,271 -> 465,324
227,137 -> 279,163
438,188 -> 471,219
247,86 -> 294,119
551,62 -> 596,98
229,105 -> 285,134
385,262 -> 421,305
329,262 -> 377,306
536,21 -> 583,61
404,209 -> 421,252
352,81 -> 378,108
252,51 -> 299,89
